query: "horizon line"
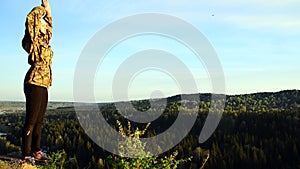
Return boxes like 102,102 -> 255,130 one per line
1,88 -> 299,103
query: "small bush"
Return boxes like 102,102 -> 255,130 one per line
42,150 -> 66,169
107,120 -> 191,169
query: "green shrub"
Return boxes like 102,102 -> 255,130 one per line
107,120 -> 191,169
42,150 -> 66,169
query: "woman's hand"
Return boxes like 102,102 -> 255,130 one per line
42,0 -> 51,15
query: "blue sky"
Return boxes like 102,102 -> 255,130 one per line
0,0 -> 299,102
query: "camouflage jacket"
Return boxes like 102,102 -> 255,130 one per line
22,6 -> 53,88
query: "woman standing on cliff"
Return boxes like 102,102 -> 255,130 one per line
21,0 -> 53,164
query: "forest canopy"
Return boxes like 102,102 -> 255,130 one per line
0,90 -> 299,169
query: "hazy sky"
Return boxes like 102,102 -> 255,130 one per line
0,0 -> 299,102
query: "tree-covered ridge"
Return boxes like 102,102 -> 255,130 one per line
101,89 -> 300,117
225,90 -> 300,113
0,101 -> 73,114
0,90 -> 299,168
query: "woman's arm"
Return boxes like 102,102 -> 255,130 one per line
41,0 -> 52,38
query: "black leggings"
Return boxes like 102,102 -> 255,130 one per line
22,84 -> 48,157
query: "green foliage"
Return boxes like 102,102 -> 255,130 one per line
0,137 -> 20,155
107,120 -> 191,169
42,150 -> 66,169
0,90 -> 300,169
130,100 -> 151,112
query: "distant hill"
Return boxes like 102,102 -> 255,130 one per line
1,90 -> 299,114
0,101 -> 73,114
107,89 -> 300,113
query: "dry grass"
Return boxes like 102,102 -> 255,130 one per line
0,160 -> 38,169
